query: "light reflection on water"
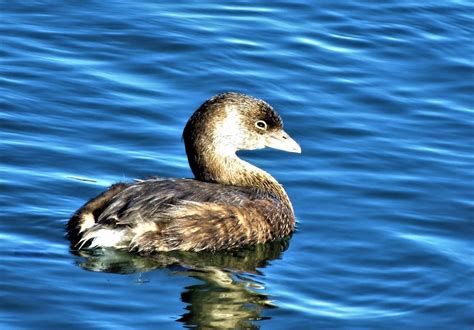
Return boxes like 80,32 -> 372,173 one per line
77,240 -> 290,329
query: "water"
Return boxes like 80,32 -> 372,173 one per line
1,1 -> 473,328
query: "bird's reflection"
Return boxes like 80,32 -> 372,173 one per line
74,238 -> 290,329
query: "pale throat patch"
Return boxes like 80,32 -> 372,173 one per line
213,105 -> 245,156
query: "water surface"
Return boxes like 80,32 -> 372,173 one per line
1,1 -> 473,329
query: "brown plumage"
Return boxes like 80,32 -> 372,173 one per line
67,92 -> 301,254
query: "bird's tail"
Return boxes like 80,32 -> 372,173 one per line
66,183 -> 128,248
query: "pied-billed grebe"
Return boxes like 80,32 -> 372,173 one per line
67,92 -> 301,254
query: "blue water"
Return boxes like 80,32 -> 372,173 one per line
1,1 -> 473,328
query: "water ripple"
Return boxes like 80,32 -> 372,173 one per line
1,0 -> 473,328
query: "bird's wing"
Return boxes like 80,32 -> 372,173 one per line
96,178 -> 259,225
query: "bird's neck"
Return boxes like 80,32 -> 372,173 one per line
187,144 -> 293,213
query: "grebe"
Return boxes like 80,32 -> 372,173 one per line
67,92 -> 301,254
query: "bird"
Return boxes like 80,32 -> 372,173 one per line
67,92 -> 301,254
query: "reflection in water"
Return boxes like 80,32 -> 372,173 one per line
75,239 -> 290,329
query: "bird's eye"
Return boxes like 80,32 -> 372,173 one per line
255,120 -> 267,130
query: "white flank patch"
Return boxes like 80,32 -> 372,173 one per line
132,222 -> 157,236
85,229 -> 125,248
